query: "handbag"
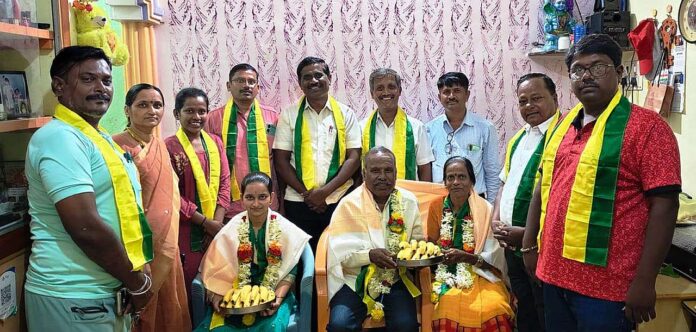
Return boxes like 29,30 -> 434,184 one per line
644,81 -> 674,118
643,54 -> 674,118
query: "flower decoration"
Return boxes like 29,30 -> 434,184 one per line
236,213 -> 283,289
242,313 -> 256,326
430,291 -> 440,304
263,215 -> 283,287
438,211 -> 454,249
462,243 -> 475,254
370,302 -> 385,322
72,0 -> 94,12
237,243 -> 253,263
434,199 -> 476,290
387,192 -> 405,234
364,190 -> 406,320
430,281 -> 443,304
267,242 -> 282,265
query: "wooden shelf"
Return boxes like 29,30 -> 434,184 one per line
528,49 -> 569,58
528,47 -> 635,59
0,22 -> 54,50
0,221 -> 29,260
0,116 -> 51,133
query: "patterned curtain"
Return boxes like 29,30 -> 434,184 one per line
157,0 -> 595,151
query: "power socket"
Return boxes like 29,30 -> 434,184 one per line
624,62 -> 643,91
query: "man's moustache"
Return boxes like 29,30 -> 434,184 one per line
86,95 -> 111,101
579,80 -> 599,88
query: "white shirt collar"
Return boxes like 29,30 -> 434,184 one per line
304,98 -> 331,114
375,109 -> 402,128
524,111 -> 557,135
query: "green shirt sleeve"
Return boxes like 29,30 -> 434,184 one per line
281,261 -> 299,284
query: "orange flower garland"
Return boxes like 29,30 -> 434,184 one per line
237,243 -> 253,263
237,214 -> 283,288
235,213 -> 283,326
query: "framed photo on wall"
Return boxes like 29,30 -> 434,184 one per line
0,71 -> 31,120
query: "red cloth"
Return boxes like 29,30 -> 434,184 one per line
432,316 -> 513,332
628,19 -> 658,75
536,104 -> 681,301
164,132 -> 231,295
204,103 -> 279,218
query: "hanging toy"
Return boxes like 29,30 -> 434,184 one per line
73,0 -> 129,66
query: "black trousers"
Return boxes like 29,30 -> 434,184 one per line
328,282 -> 419,332
505,249 -> 545,332
284,200 -> 338,251
285,200 -> 338,332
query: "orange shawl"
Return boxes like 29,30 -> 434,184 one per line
112,132 -> 191,332
427,189 -> 492,254
427,189 -> 507,282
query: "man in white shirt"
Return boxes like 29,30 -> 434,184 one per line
360,68 -> 434,181
273,56 -> 362,251
491,73 -> 560,332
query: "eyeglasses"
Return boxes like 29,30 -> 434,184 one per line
445,131 -> 455,155
231,78 -> 258,87
569,63 -> 615,81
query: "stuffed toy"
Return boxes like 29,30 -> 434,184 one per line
73,0 -> 129,66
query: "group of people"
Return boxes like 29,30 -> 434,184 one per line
23,32 -> 680,332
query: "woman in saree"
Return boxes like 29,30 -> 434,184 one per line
428,156 -> 514,331
113,83 -> 191,331
194,172 -> 310,331
164,87 -> 231,304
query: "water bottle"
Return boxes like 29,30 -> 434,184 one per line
573,23 -> 586,45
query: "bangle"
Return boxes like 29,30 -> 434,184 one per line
201,217 -> 208,226
520,245 -> 538,253
128,274 -> 152,296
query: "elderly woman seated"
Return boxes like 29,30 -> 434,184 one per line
427,156 -> 514,331
194,172 -> 310,331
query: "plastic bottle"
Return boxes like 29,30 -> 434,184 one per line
573,23 -> 586,45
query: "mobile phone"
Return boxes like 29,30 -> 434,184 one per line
116,288 -> 129,316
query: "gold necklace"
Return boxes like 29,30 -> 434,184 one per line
126,127 -> 151,148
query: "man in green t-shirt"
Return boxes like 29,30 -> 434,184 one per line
24,46 -> 152,332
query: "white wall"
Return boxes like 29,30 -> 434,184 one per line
630,1 -> 695,193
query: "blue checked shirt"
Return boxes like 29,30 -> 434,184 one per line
426,112 -> 501,203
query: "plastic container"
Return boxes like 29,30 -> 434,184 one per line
573,24 -> 586,45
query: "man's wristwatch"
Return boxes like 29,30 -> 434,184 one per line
473,254 -> 484,268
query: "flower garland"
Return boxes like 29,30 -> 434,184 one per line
432,202 -> 476,303
236,213 -> 282,325
365,190 -> 405,320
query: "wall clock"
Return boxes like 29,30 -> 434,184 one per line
679,0 -> 696,43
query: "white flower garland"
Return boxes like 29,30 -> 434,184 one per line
236,213 -> 283,288
435,207 -> 475,290
367,191 -> 403,303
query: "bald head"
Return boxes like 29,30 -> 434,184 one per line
363,146 -> 395,171
363,146 -> 396,204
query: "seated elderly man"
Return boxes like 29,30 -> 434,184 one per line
326,146 -> 423,332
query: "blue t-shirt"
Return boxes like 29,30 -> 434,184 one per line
24,119 -> 142,299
